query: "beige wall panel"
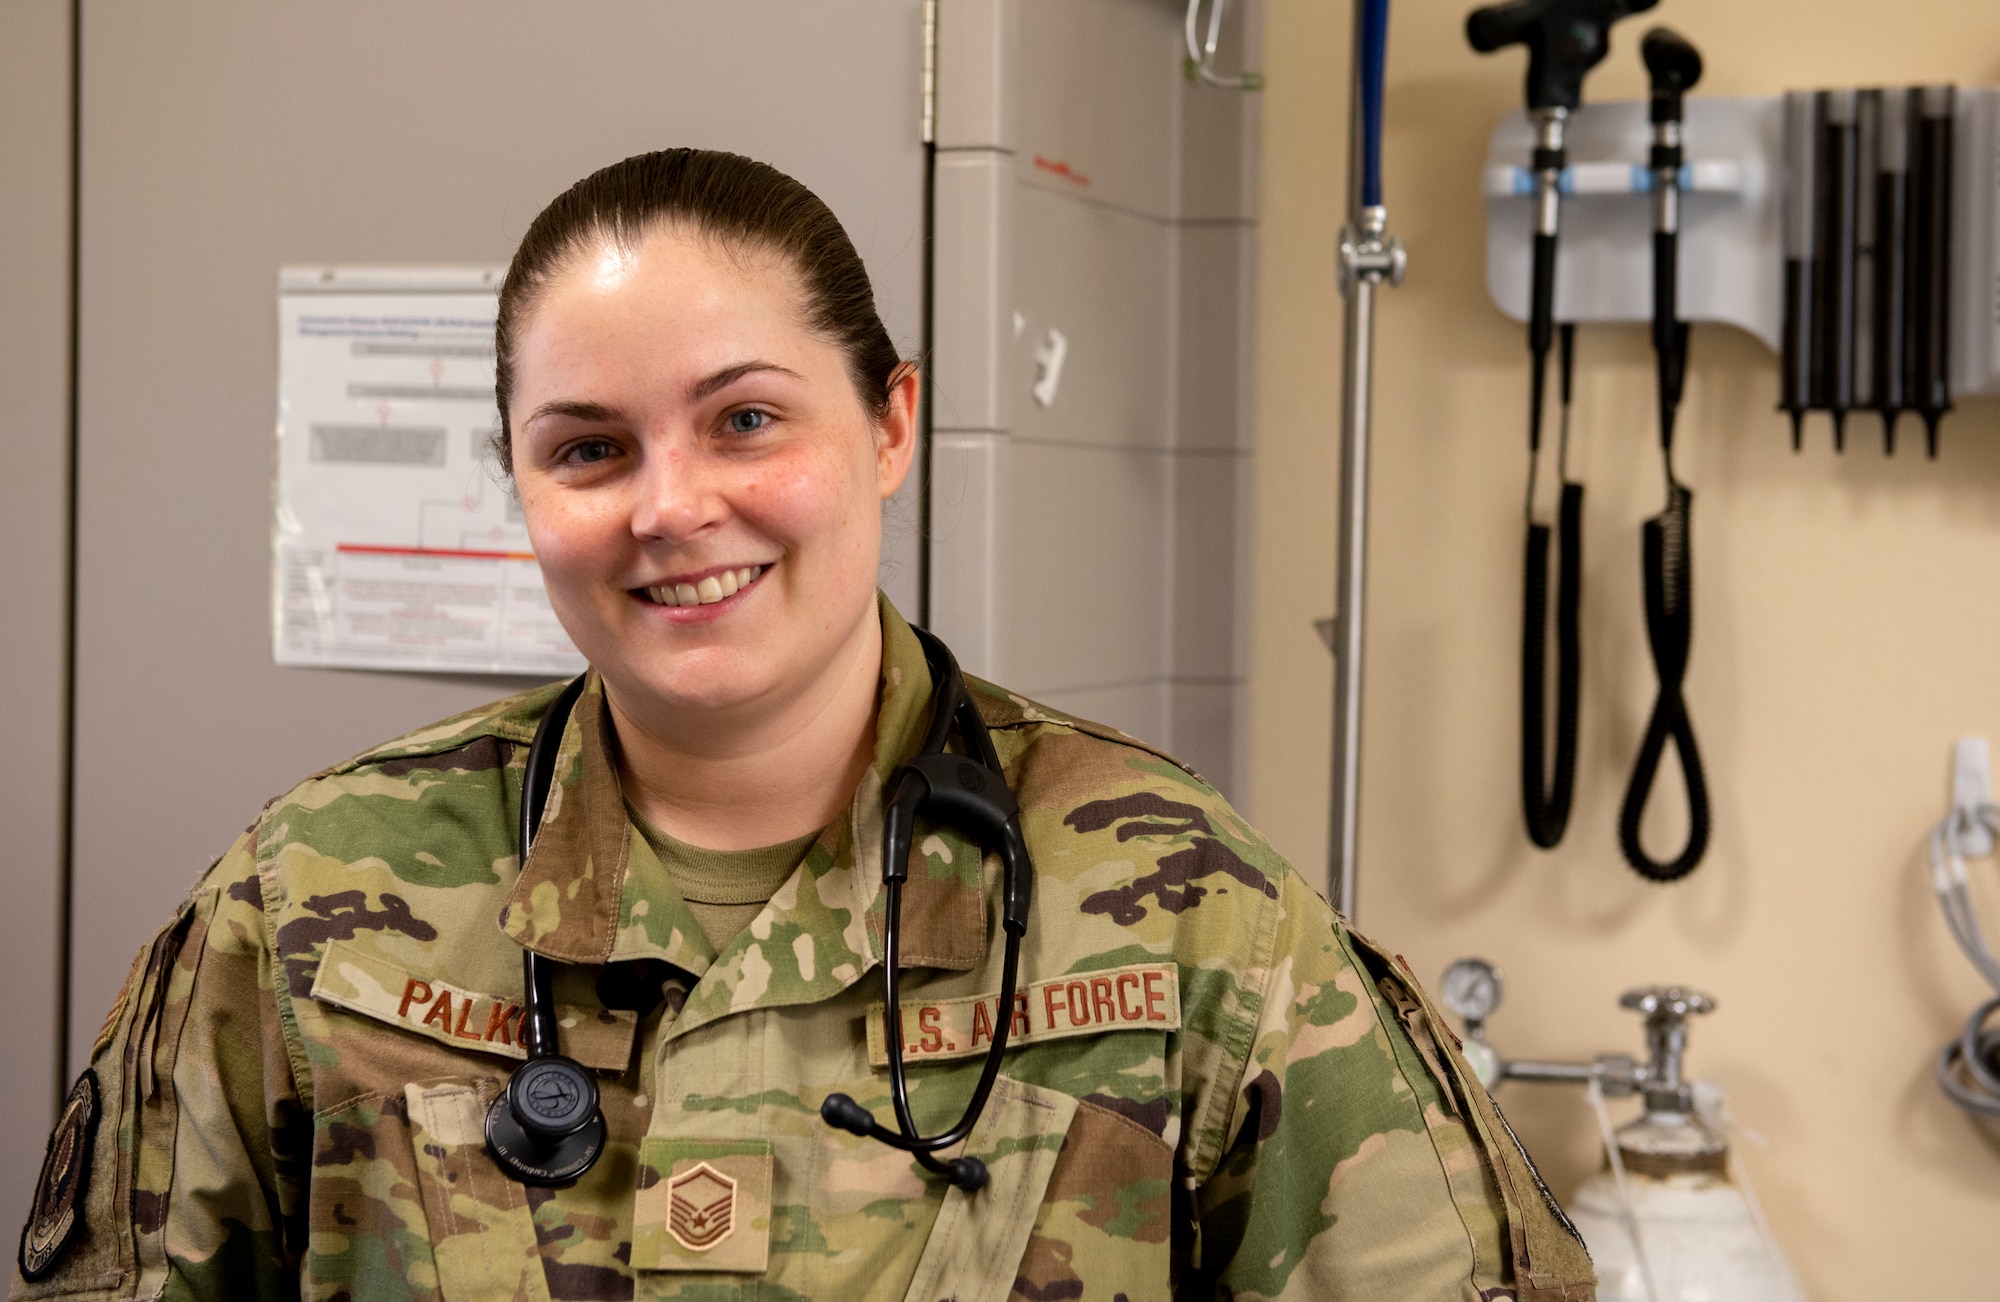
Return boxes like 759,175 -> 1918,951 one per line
1172,449 -> 1245,682
1013,0 -> 1181,218
1174,0 -> 1261,224
69,0 -> 924,1069
1250,1 -> 2000,1296
0,0 -> 73,1238
932,148 -> 1014,434
1010,184 -> 1175,449
1000,441 -> 1170,698
1176,222 -> 1257,451
1167,681 -> 1238,792
937,0 -> 1015,152
929,432 -> 1003,678
1032,681 -> 1169,753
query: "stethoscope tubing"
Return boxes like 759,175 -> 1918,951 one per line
829,630 -> 1036,1190
497,630 -> 1034,1194
519,674 -> 589,1060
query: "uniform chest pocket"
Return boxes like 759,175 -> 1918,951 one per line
306,1080 -> 553,1302
901,1076 -> 1078,1302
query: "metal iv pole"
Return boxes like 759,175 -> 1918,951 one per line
1329,0 -> 1404,921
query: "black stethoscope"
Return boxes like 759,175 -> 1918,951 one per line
485,628 -> 1033,1193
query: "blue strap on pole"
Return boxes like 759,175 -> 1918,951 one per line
1359,0 -> 1390,209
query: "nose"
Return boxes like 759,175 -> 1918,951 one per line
628,440 -> 727,543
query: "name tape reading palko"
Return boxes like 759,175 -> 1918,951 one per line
865,962 -> 1180,1067
308,940 -> 636,1070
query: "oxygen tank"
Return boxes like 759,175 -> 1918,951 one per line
1435,967 -> 1804,1302
1563,989 -> 1804,1302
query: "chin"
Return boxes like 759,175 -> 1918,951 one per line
619,646 -> 782,715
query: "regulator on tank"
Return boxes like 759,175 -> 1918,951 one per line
1438,961 -> 1803,1302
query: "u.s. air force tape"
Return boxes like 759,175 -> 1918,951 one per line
19,1070 -> 99,1282
866,962 -> 1181,1067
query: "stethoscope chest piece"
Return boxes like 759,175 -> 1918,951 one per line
486,672 -> 610,1187
485,1056 -> 607,1186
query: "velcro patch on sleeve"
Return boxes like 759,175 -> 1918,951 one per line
866,961 -> 1180,1067
309,940 -> 636,1071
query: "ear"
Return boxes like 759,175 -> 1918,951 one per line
874,362 -> 921,499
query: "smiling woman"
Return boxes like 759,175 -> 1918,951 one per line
14,150 -> 1596,1302
491,154 -> 919,851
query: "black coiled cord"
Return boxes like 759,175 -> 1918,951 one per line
1618,481 -> 1711,881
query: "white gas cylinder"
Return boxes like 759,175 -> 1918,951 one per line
1568,1167 -> 1803,1302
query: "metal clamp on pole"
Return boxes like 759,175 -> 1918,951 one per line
1328,0 -> 1405,923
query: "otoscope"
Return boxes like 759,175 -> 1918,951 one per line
1619,26 -> 1710,883
1467,0 -> 1654,850
1643,26 -> 1698,453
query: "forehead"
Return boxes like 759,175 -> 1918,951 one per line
512,226 -> 822,389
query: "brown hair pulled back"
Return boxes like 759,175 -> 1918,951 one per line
493,148 -> 903,474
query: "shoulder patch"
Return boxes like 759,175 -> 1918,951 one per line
19,1070 -> 100,1282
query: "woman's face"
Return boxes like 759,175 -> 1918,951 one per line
507,225 -> 915,726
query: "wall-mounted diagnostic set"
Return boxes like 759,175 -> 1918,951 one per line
1483,83 -> 2000,452
1470,2 -> 1715,881
1475,0 -> 2000,877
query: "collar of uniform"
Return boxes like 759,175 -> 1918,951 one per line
498,597 -> 989,980
498,672 -> 631,964
659,596 -> 990,1040
860,595 -> 988,972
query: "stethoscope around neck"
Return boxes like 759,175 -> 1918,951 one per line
485,629 -> 1034,1193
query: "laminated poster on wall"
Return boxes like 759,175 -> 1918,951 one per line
271,266 -> 585,676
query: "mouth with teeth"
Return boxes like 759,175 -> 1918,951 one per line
638,564 -> 765,609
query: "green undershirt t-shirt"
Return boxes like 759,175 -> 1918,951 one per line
628,807 -> 819,953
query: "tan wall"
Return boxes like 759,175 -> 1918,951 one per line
1249,1 -> 2000,1295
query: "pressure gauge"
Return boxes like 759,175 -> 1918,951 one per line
1439,957 -> 1504,1025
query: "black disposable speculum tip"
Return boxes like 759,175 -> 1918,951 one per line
1925,412 -> 1942,459
1830,409 -> 1847,453
1789,410 -> 1804,452
1883,410 -> 1898,457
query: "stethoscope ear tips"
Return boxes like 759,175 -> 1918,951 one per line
942,1157 -> 988,1192
820,1093 -> 875,1136
821,1093 -> 990,1191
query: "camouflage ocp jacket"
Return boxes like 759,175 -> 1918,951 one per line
14,599 -> 1594,1302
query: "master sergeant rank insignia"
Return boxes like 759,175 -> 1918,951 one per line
19,1070 -> 99,1282
666,1162 -> 736,1251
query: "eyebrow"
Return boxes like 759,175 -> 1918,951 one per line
523,361 -> 803,429
524,398 -> 622,427
687,360 -> 803,403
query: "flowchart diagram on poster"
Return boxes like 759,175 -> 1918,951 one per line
273,266 -> 584,676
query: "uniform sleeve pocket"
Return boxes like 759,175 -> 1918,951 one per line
130,889 -> 215,1287
1345,928 -> 1597,1302
14,890 -> 213,1299
404,1080 -> 553,1302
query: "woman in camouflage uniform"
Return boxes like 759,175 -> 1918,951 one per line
15,150 -> 1593,1302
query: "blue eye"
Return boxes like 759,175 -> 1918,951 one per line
566,439 -> 615,464
726,409 -> 769,435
